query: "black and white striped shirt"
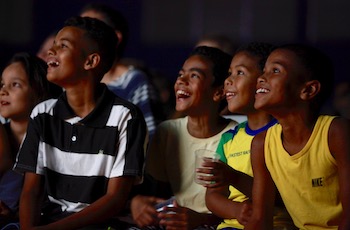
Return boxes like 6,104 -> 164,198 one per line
15,85 -> 148,213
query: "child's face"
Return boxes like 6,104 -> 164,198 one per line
47,26 -> 95,87
224,51 -> 262,114
255,49 -> 303,111
174,55 -> 216,114
0,62 -> 36,120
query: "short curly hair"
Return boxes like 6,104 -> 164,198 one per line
64,16 -> 118,76
189,46 -> 232,87
236,42 -> 276,71
278,43 -> 334,112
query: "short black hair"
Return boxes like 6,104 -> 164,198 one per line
80,3 -> 129,57
236,42 -> 276,71
7,52 -> 62,101
64,16 -> 118,75
278,43 -> 334,112
189,46 -> 232,87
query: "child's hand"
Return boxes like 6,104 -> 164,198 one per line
158,200 -> 197,230
130,195 -> 165,228
237,200 -> 252,226
196,159 -> 233,187
0,201 -> 12,217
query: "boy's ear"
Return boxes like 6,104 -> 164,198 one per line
213,86 -> 225,102
115,31 -> 123,47
84,53 -> 100,70
300,80 -> 321,100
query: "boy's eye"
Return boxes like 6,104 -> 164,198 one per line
273,68 -> 280,73
191,73 -> 200,79
237,70 -> 244,75
177,72 -> 184,78
58,42 -> 68,49
12,82 -> 21,87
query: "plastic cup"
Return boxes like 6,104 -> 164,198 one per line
194,149 -> 220,185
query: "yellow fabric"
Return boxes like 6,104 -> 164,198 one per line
217,124 -> 253,229
265,115 -> 342,229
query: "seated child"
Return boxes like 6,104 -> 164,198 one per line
202,42 -> 294,229
131,46 -> 237,229
245,44 -> 350,229
14,16 -> 147,229
0,52 -> 61,228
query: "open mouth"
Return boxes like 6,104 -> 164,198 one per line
176,90 -> 190,99
47,60 -> 60,67
0,101 -> 9,106
225,91 -> 236,99
256,88 -> 270,94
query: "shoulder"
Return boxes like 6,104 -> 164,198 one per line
31,98 -> 58,118
329,116 -> 350,133
110,91 -> 144,116
328,116 -> 350,153
125,67 -> 150,83
157,117 -> 186,130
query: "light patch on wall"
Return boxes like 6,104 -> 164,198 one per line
0,0 -> 33,44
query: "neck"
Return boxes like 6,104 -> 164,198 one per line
65,83 -> 103,118
187,114 -> 229,138
246,111 -> 274,130
274,110 -> 319,155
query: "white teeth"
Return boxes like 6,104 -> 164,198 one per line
226,92 -> 236,97
256,88 -> 269,93
176,90 -> 190,96
47,61 -> 59,66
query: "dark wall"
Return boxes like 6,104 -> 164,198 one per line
1,0 -> 350,85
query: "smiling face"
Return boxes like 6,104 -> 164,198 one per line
46,26 -> 96,87
255,48 -> 305,112
0,62 -> 37,120
174,55 -> 216,115
224,51 -> 262,114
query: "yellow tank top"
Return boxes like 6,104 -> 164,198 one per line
265,115 -> 342,229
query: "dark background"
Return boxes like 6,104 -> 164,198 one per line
1,0 -> 350,85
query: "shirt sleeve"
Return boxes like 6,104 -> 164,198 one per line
110,106 -> 148,185
14,117 -> 42,174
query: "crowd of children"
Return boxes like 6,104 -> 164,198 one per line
0,2 -> 349,230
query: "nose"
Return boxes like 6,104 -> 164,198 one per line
225,77 -> 233,86
175,75 -> 189,86
47,44 -> 56,56
257,73 -> 266,83
0,85 -> 8,95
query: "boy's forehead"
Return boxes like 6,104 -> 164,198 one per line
267,49 -> 296,65
56,26 -> 87,42
185,55 -> 212,68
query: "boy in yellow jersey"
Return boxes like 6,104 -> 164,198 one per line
200,42 -> 295,229
245,44 -> 350,229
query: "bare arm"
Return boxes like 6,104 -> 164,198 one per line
198,160 -> 254,197
328,118 -> 350,229
245,132 -> 275,230
19,172 -> 45,229
22,176 -> 135,230
206,184 -> 251,226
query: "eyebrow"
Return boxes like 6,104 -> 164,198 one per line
188,67 -> 207,77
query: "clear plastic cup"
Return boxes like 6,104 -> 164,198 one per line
194,149 -> 220,185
